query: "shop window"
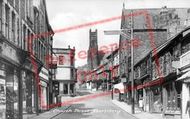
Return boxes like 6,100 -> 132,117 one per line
152,87 -> 162,112
6,68 -> 19,119
13,70 -> 19,119
0,76 -> 6,119
166,83 -> 179,111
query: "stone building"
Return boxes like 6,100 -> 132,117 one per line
87,29 -> 99,70
0,0 -> 54,118
53,46 -> 76,104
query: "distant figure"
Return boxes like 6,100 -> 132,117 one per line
186,100 -> 190,118
139,97 -> 144,111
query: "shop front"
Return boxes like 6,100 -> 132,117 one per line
142,78 -> 151,112
177,50 -> 190,119
150,85 -> 162,113
39,67 -> 49,111
22,57 -> 43,118
39,80 -> 48,111
162,80 -> 181,117
22,71 -> 36,116
0,39 -> 26,119
0,61 -> 20,119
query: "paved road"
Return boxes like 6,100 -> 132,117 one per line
52,92 -> 137,119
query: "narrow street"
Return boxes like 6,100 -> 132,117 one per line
52,92 -> 137,119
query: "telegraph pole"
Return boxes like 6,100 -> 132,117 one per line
130,10 -> 135,114
104,11 -> 166,114
111,48 -> 114,100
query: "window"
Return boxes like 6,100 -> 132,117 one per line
22,25 -> 26,50
26,0 -> 32,19
128,57 -> 131,70
12,12 -> 16,43
0,0 -> 3,32
27,29 -> 31,51
15,0 -> 19,12
5,5 -> 10,39
17,18 -> 20,47
59,55 -> 65,65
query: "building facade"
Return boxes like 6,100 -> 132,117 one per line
53,47 -> 76,104
118,6 -> 190,119
0,0 -> 54,118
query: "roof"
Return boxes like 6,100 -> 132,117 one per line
121,8 -> 190,64
152,26 -> 190,57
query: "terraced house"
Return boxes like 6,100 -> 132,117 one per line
0,0 -> 55,119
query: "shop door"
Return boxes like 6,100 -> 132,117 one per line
6,69 -> 14,119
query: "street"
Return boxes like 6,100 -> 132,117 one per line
52,92 -> 137,119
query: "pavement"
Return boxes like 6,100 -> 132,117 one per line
26,89 -> 95,119
111,99 -> 163,119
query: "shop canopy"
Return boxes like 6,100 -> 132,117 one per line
113,82 -> 125,94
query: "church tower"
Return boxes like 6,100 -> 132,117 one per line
87,29 -> 99,70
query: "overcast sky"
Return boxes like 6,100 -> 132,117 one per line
46,0 -> 190,67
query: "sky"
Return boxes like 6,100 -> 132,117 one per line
46,0 -> 190,67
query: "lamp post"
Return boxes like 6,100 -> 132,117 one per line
104,11 -> 135,113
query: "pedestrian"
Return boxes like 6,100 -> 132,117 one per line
139,97 -> 144,111
186,99 -> 190,119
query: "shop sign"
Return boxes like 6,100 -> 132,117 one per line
1,42 -> 19,63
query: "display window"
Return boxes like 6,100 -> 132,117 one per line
0,78 -> 6,119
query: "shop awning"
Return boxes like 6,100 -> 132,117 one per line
177,71 -> 190,82
113,83 -> 125,94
